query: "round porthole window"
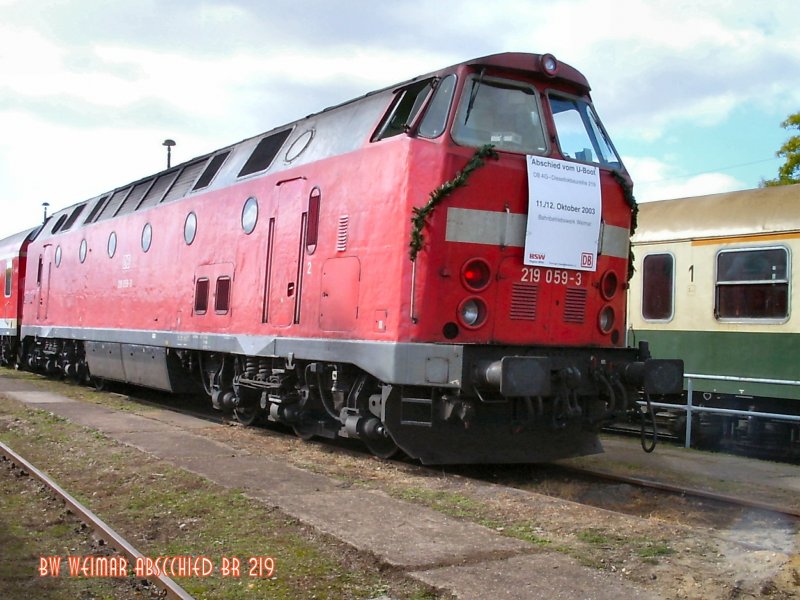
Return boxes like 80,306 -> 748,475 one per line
107,231 -> 117,258
241,197 -> 258,234
55,245 -> 62,267
184,212 -> 197,245
79,239 -> 87,264
141,223 -> 153,253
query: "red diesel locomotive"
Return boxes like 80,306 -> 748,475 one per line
2,53 -> 681,463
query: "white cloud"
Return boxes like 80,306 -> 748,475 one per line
625,155 -> 747,202
0,0 -> 798,239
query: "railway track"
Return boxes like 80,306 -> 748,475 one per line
0,440 -> 194,600
557,464 -> 800,519
111,384 -> 800,525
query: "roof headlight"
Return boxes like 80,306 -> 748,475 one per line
540,53 -> 559,77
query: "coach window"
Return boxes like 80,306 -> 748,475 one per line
215,276 -> 231,314
716,247 -> 789,320
641,253 -> 674,321
184,212 -> 197,245
107,231 -> 117,258
79,239 -> 87,263
194,278 -> 209,314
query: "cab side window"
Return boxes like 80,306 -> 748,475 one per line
372,79 -> 434,141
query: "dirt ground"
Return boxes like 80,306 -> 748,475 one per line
2,372 -> 800,599
203,421 -> 800,600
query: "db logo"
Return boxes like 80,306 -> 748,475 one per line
580,253 -> 594,268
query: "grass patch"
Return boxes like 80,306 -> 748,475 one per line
637,541 -> 675,562
577,528 -> 616,546
0,394 -> 443,600
395,486 -> 486,520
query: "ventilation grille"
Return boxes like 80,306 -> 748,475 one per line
336,215 -> 349,252
116,180 -> 151,217
510,283 -> 538,320
138,171 -> 179,210
163,160 -> 206,203
563,288 -> 587,323
95,188 -> 130,222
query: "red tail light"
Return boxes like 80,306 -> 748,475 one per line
461,258 -> 491,291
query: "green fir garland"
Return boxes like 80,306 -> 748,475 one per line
409,144 -> 499,261
611,170 -> 639,281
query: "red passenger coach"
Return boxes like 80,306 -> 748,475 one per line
0,228 -> 35,365
19,53 -> 681,463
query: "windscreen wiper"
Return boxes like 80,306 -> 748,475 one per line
464,68 -> 486,125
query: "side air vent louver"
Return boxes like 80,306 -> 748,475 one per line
563,288 -> 588,323
510,282 -> 538,320
336,215 -> 349,252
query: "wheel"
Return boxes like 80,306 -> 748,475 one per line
363,433 -> 400,460
233,404 -> 260,426
292,420 -> 317,441
92,377 -> 107,391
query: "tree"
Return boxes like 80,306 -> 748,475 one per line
762,112 -> 800,187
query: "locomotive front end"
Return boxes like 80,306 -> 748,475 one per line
390,53 -> 682,463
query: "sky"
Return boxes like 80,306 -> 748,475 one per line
1,0 -> 798,239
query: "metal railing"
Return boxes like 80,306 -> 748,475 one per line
640,373 -> 800,448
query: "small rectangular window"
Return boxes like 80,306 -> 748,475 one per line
642,253 -> 674,321
193,151 -> 230,190
194,278 -> 210,314
4,264 -> 12,298
238,130 -> 292,177
215,277 -> 231,314
61,204 -> 86,231
716,247 -> 788,320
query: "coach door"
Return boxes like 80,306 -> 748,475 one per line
265,177 -> 307,327
36,245 -> 53,321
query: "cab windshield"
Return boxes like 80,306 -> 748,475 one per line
451,76 -> 547,154
450,75 -> 623,170
548,93 -> 622,168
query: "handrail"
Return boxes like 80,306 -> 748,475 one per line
637,373 -> 800,448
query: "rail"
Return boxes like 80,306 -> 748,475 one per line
640,373 -> 800,448
0,441 -> 195,600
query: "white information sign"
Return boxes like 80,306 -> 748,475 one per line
524,156 -> 601,271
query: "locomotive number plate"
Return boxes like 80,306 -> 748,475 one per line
520,267 -> 583,286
